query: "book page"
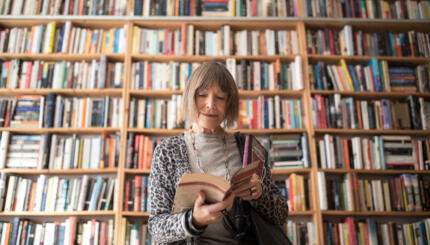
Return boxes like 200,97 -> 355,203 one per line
172,173 -> 230,213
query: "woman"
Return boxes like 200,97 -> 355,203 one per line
148,61 -> 289,244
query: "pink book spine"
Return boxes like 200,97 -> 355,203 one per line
242,135 -> 250,168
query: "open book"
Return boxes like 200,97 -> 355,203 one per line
172,135 -> 267,213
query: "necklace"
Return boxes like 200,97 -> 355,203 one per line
189,130 -> 231,181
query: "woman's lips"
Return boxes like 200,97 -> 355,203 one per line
201,113 -> 217,118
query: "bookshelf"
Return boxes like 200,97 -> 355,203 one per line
0,0 -> 429,244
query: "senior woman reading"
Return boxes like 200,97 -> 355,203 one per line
148,61 -> 289,244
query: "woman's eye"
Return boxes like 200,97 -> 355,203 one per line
216,96 -> 226,100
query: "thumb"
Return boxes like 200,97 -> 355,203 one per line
194,191 -> 206,208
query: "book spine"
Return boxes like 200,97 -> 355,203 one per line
242,135 -> 250,167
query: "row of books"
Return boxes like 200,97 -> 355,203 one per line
0,132 -> 118,170
0,95 -> 123,129
355,175 -> 430,212
2,132 -> 120,170
128,96 -> 183,130
323,218 -> 430,245
130,58 -> 303,92
312,95 -> 430,130
227,57 -> 303,91
268,133 -> 309,169
131,61 -> 194,90
0,174 -> 117,212
0,217 -> 114,245
317,135 -> 430,170
125,133 -> 160,170
134,0 -> 299,17
305,0 -> 430,19
0,95 -> 44,129
123,175 -> 150,212
0,21 -> 127,54
275,173 -> 310,211
307,26 -> 430,57
0,57 -> 123,89
310,59 -> 430,93
286,220 -> 315,245
132,24 -> 298,56
238,96 -> 302,129
318,172 -> 430,212
0,0 -> 127,15
123,220 -> 152,245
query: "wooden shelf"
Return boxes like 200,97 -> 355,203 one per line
310,90 -> 430,99
271,168 -> 312,175
0,88 -> 123,97
127,128 -> 306,136
288,211 -> 315,216
2,168 -> 118,175
130,89 -> 303,99
120,211 -> 314,217
0,53 -> 125,61
318,169 -> 430,175
314,129 -> 430,136
124,169 -> 151,175
0,127 -> 121,134
131,54 -> 298,62
122,212 -> 150,217
308,54 -> 430,64
322,211 -> 430,216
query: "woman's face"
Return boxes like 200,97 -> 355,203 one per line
195,82 -> 227,131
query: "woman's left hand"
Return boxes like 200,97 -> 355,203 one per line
232,173 -> 262,200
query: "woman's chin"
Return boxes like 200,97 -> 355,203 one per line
196,121 -> 222,132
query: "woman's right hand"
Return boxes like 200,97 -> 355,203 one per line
192,190 -> 235,228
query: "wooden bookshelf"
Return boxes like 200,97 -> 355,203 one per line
0,1 -> 429,244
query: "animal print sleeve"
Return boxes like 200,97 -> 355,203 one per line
147,139 -> 198,243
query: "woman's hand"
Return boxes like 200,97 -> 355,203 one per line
232,173 -> 262,201
192,190 -> 235,228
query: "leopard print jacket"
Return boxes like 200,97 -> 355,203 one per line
148,134 -> 289,244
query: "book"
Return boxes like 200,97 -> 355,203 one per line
172,159 -> 261,213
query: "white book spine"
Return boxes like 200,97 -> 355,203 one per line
293,56 -> 303,90
274,95 -> 281,129
77,175 -> 89,211
0,131 -> 10,168
317,171 -> 327,210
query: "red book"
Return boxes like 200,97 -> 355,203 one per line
367,139 -> 373,169
332,223 -> 339,245
362,222 -> 369,245
69,217 -> 77,245
134,176 -> 142,211
145,140 -> 153,169
138,135 -> 145,169
346,217 -> 357,245
328,29 -> 335,55
99,221 -> 107,245
146,63 -> 151,89
124,180 -> 130,211
343,139 -> 350,169
355,100 -> 362,129
164,29 -> 169,55
349,0 -> 356,17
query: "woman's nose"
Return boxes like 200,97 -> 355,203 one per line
205,95 -> 215,109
